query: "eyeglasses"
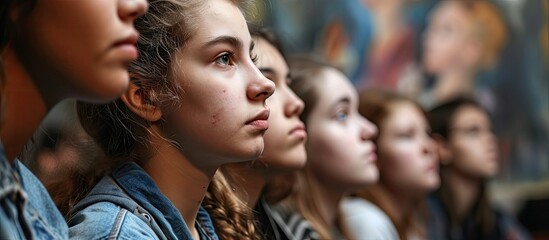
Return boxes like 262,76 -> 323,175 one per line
450,125 -> 494,138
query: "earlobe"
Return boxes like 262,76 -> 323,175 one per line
120,83 -> 162,122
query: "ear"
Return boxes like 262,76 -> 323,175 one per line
120,83 -> 162,122
432,134 -> 452,165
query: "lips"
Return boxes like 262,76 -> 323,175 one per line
426,162 -> 438,172
360,143 -> 377,162
246,109 -> 270,130
289,122 -> 307,139
366,148 -> 377,162
114,32 -> 139,60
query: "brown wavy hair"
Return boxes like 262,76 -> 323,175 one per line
72,4 -> 258,239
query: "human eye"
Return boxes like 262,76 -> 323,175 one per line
335,110 -> 348,122
214,52 -> 233,66
464,126 -> 482,136
397,130 -> 414,139
286,75 -> 292,85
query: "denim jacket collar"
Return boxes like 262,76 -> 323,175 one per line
86,161 -> 218,240
112,162 -> 193,238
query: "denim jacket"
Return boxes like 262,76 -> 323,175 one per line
0,141 -> 69,240
68,161 -> 218,240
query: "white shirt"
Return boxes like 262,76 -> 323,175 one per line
341,197 -> 399,240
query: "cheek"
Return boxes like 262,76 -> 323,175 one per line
310,134 -> 362,182
308,132 -> 344,170
452,141 -> 485,171
380,144 -> 425,184
308,128 -> 354,163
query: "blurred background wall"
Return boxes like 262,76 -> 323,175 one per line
248,0 -> 548,234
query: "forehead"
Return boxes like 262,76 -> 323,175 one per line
255,38 -> 288,72
188,0 -> 250,47
383,102 -> 425,128
313,68 -> 356,108
431,2 -> 470,25
452,105 -> 489,126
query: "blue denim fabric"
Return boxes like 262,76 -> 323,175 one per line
68,161 -> 218,240
0,142 -> 68,240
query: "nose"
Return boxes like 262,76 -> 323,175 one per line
484,128 -> 498,149
118,0 -> 148,23
284,86 -> 305,117
247,67 -> 275,102
359,116 -> 378,141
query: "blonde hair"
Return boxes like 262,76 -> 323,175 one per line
457,0 -> 507,68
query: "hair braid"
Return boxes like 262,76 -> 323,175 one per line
203,169 -> 262,240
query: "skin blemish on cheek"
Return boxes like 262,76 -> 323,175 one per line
211,113 -> 220,125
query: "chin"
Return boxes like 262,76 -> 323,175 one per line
84,78 -> 128,103
427,178 -> 441,190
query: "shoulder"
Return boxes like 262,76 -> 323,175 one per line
68,202 -> 158,240
341,198 -> 399,240
341,197 -> 391,222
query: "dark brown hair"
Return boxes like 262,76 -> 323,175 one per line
74,2 -> 260,239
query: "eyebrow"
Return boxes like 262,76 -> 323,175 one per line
258,67 -> 275,76
202,36 -> 242,50
330,96 -> 351,109
201,35 -> 255,53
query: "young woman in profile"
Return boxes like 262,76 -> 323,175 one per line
203,27 -> 307,240
342,89 -> 440,240
427,97 -> 529,240
274,56 -> 379,240
68,0 -> 275,239
0,0 -> 147,238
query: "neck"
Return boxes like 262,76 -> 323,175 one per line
433,70 -> 475,102
376,183 -> 419,228
311,174 -> 345,227
1,47 -> 47,162
142,129 -> 218,239
224,162 -> 268,208
445,169 -> 482,221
